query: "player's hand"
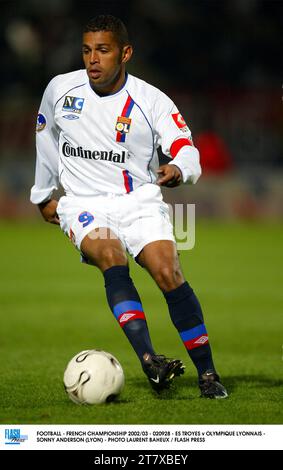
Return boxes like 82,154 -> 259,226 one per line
157,164 -> 182,187
38,199 -> 60,225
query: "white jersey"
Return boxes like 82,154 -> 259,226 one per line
30,70 -> 201,204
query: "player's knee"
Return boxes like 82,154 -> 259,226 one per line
99,246 -> 128,271
154,264 -> 184,292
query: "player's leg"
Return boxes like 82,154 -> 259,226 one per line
137,240 -> 228,398
80,228 -> 156,366
82,229 -> 184,391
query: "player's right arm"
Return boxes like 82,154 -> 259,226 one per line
38,199 -> 60,225
30,77 -> 60,224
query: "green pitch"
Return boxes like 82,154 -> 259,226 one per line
0,220 -> 282,424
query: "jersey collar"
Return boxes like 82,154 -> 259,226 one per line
87,72 -> 129,99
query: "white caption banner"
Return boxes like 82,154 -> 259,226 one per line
0,425 -> 282,450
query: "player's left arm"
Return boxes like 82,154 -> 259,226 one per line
156,164 -> 182,187
154,92 -> 201,187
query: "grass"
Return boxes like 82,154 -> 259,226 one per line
0,220 -> 282,424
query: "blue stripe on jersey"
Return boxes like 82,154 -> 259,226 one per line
123,170 -> 133,192
119,95 -> 135,142
113,300 -> 143,320
180,324 -> 207,342
127,171 -> 133,191
124,98 -> 135,117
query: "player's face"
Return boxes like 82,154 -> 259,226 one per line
82,31 -> 132,93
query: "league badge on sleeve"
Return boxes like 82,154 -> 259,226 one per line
171,112 -> 189,132
36,113 -> 46,132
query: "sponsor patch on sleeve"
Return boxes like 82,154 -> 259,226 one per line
36,113 -> 46,132
171,112 -> 189,132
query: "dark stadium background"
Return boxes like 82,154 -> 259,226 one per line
0,0 -> 282,217
0,0 -> 282,427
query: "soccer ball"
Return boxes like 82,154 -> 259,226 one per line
63,349 -> 125,404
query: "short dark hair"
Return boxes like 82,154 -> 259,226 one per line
84,15 -> 129,48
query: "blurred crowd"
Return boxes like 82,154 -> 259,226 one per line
1,0 -> 282,94
0,0 -> 282,217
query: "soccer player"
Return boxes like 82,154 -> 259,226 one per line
30,15 -> 227,398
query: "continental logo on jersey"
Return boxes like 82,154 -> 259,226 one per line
62,96 -> 85,114
115,116 -> 132,134
171,112 -> 189,132
62,142 -> 126,163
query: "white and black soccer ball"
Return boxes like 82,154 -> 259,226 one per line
63,350 -> 125,404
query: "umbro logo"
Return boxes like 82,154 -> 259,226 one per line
119,313 -> 136,323
194,336 -> 208,345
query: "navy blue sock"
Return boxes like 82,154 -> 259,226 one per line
164,281 -> 215,377
103,265 -> 155,362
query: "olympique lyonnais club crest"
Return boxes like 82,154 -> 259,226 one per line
115,116 -> 132,134
62,96 -> 85,114
171,112 -> 189,132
